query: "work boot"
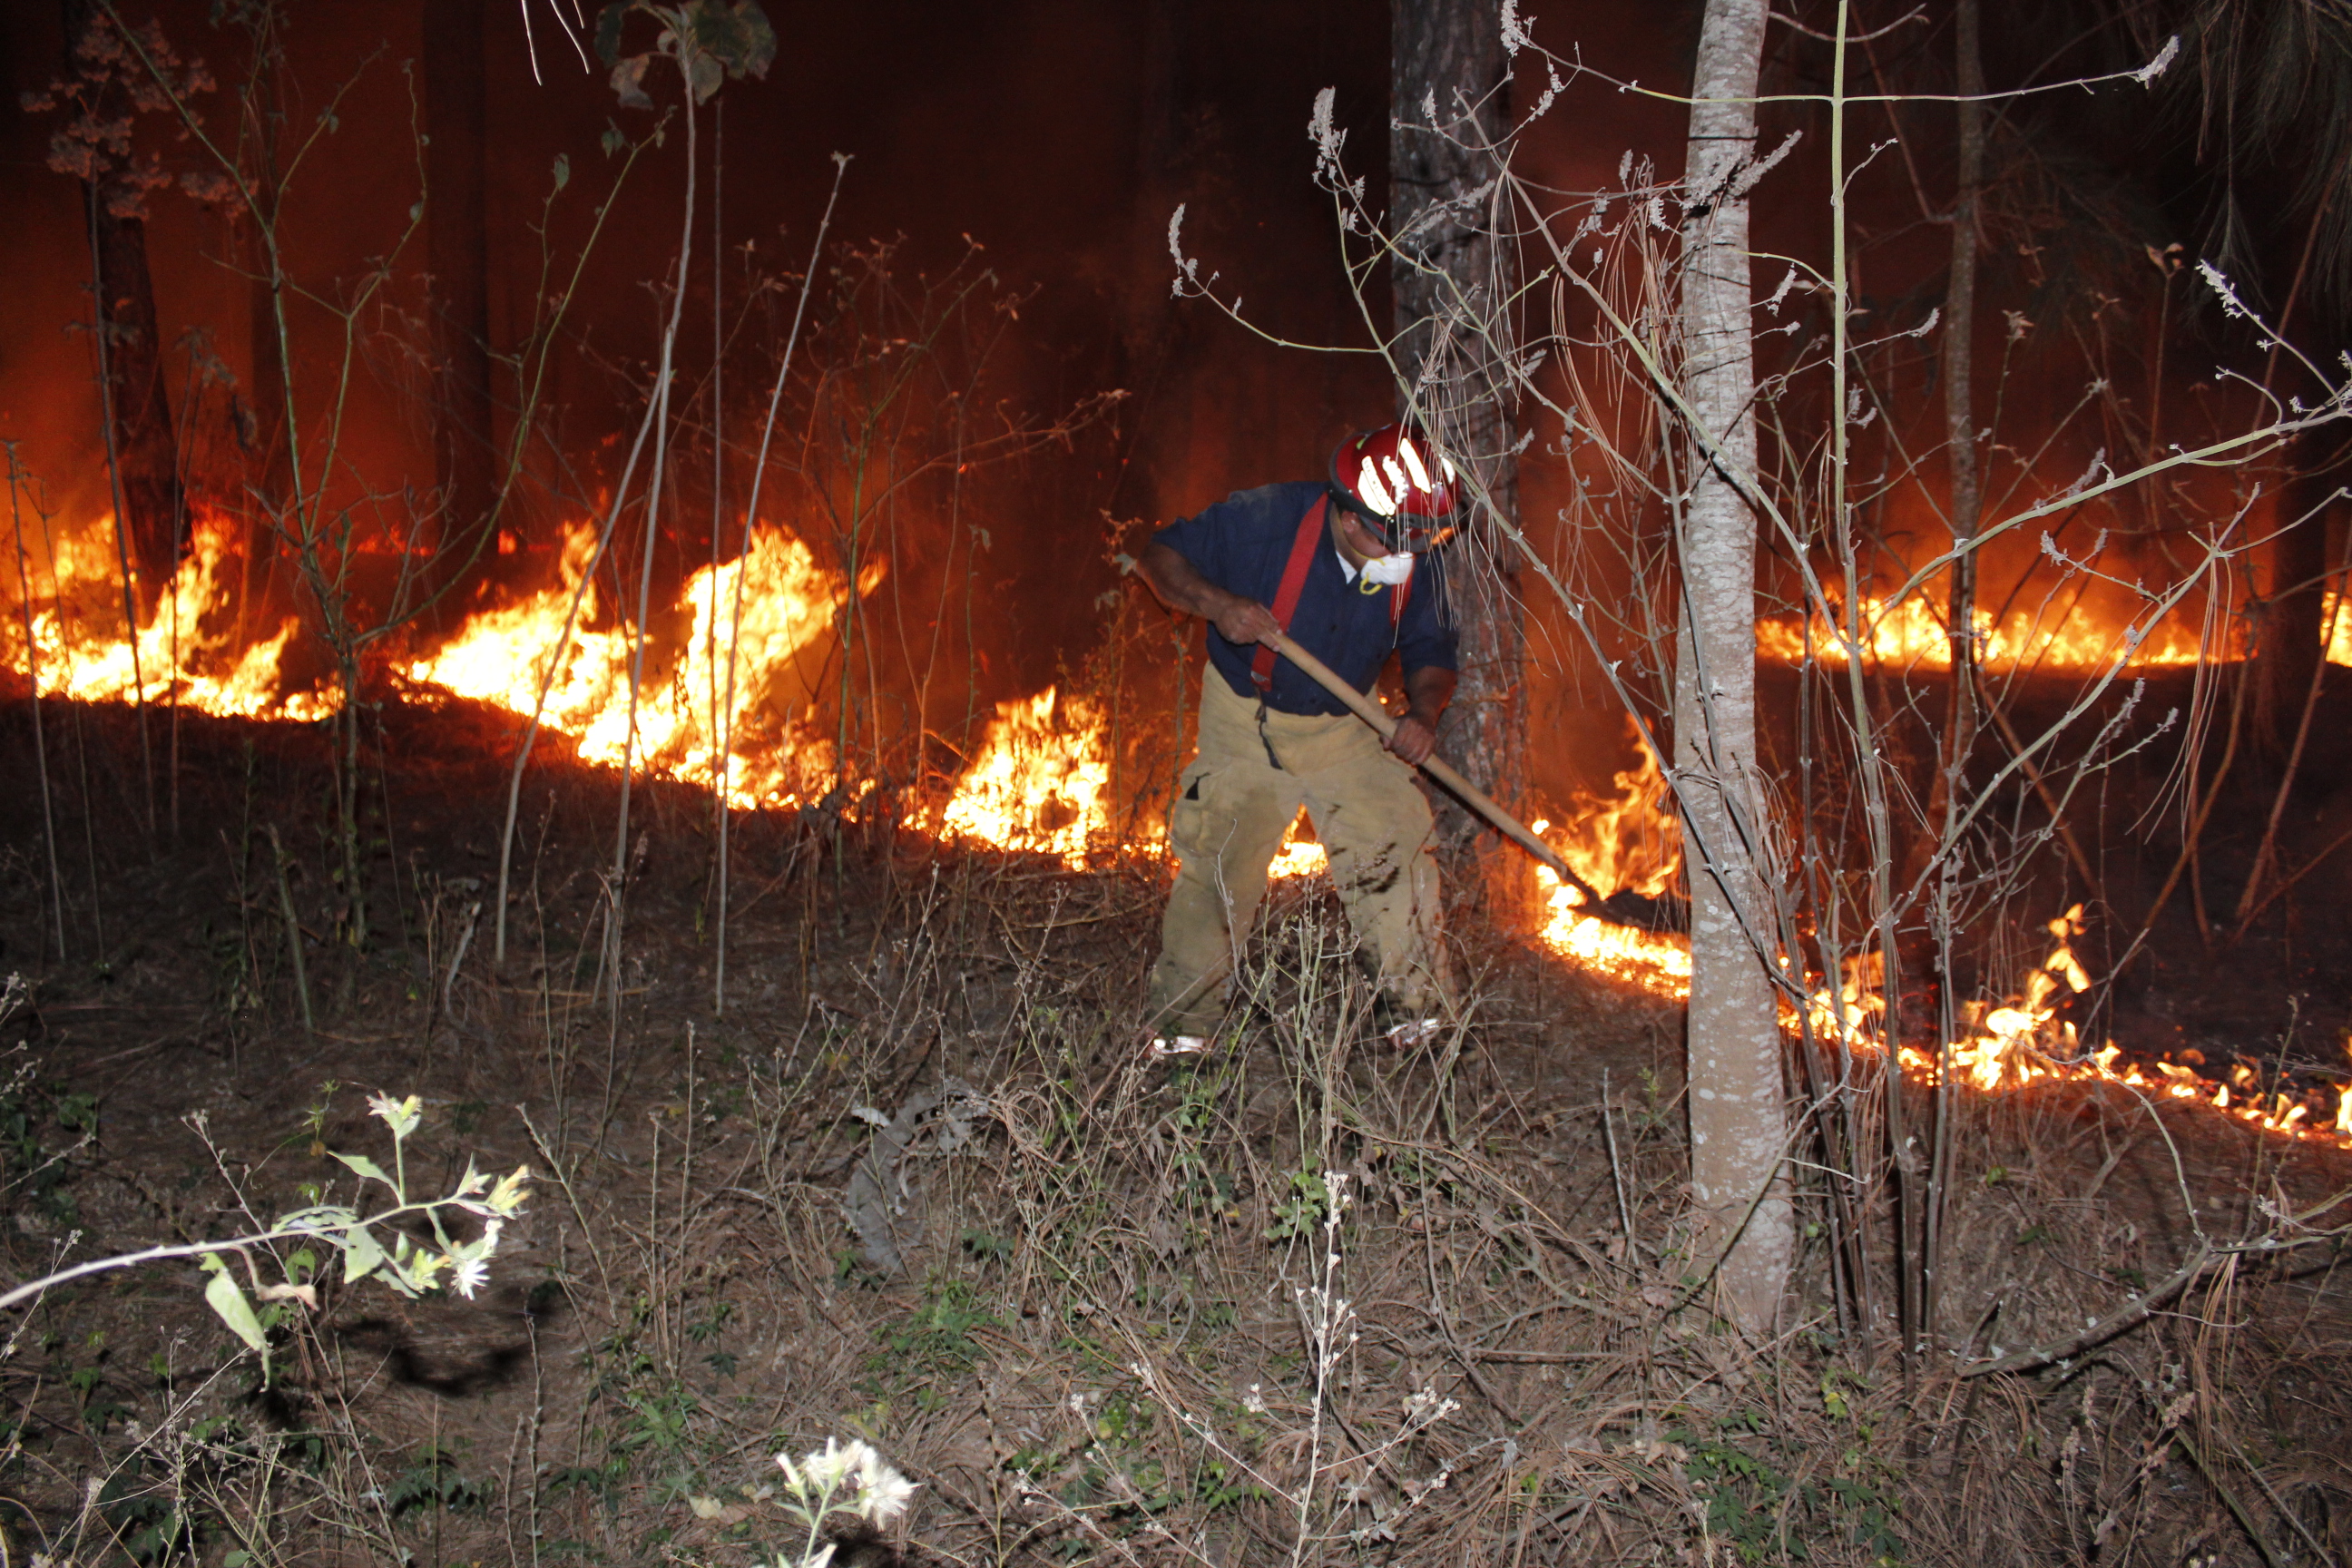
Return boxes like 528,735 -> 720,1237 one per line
1371,996 -> 1444,1048
1148,1034 -> 1210,1058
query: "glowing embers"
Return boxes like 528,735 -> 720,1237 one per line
403,521 -> 870,808
1880,905 -> 2094,1093
4,509 -> 329,720
1838,905 -> 2350,1147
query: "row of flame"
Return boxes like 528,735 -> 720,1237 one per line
4,512 -> 2346,1151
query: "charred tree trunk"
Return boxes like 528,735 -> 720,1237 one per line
1390,0 -> 1526,915
1675,0 -> 1788,1338
423,0 -> 496,553
2258,441 -> 2337,759
63,0 -> 182,607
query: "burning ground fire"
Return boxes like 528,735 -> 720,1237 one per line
402,521 -> 879,808
1526,741 -> 2352,1151
4,511 -> 332,721
1759,590 -> 2352,671
7,510 -> 2349,1149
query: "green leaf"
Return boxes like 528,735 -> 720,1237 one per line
342,1226 -> 387,1287
685,50 -> 723,105
602,122 -> 627,157
552,153 -> 570,191
331,1151 -> 393,1189
204,1270 -> 268,1354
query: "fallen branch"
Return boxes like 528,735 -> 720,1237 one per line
1958,1240 -> 2215,1377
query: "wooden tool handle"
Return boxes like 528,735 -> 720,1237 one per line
1263,632 -> 1611,909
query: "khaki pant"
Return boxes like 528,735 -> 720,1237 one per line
1148,670 -> 1449,1037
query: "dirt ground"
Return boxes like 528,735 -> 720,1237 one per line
1,694 -> 2349,1566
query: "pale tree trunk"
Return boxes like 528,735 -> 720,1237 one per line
1675,0 -> 1789,1337
1391,0 -> 1527,916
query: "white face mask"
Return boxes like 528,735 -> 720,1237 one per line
1362,552 -> 1415,587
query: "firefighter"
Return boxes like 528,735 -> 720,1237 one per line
1135,423 -> 1461,1053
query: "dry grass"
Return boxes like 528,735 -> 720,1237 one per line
0,723 -> 2348,1568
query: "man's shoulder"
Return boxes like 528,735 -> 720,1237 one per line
1190,480 -> 1326,531
1224,480 -> 1325,514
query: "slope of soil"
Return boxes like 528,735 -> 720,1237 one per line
0,697 -> 2347,1566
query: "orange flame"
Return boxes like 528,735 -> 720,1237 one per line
4,510 -> 330,720
1528,730 -> 1691,994
1757,594 -> 2220,672
926,686 -> 1118,864
1763,588 -> 2352,672
1847,904 -> 2342,1148
11,512 -> 2348,1147
403,521 -> 875,808
925,688 -> 1333,877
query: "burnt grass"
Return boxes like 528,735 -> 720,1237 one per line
0,692 -> 2347,1566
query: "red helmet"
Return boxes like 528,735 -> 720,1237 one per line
1329,424 -> 1460,552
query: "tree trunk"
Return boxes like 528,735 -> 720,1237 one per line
1935,0 -> 1984,835
2258,440 -> 2337,759
423,0 -> 496,550
63,0 -> 183,607
1390,0 -> 1527,916
1919,0 -> 1986,1342
1675,0 -> 1789,1338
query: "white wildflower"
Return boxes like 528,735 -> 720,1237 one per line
855,1445 -> 917,1524
367,1093 -> 422,1140
789,1436 -> 866,1495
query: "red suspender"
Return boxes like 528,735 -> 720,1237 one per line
1250,495 -> 1328,692
1246,494 -> 1411,694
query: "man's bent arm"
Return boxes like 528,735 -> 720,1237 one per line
1387,665 -> 1456,766
1136,541 -> 1281,646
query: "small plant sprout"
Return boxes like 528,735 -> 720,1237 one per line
770,1436 -> 916,1564
0,1094 -> 532,1383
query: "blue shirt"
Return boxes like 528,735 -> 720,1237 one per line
1153,481 -> 1458,717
